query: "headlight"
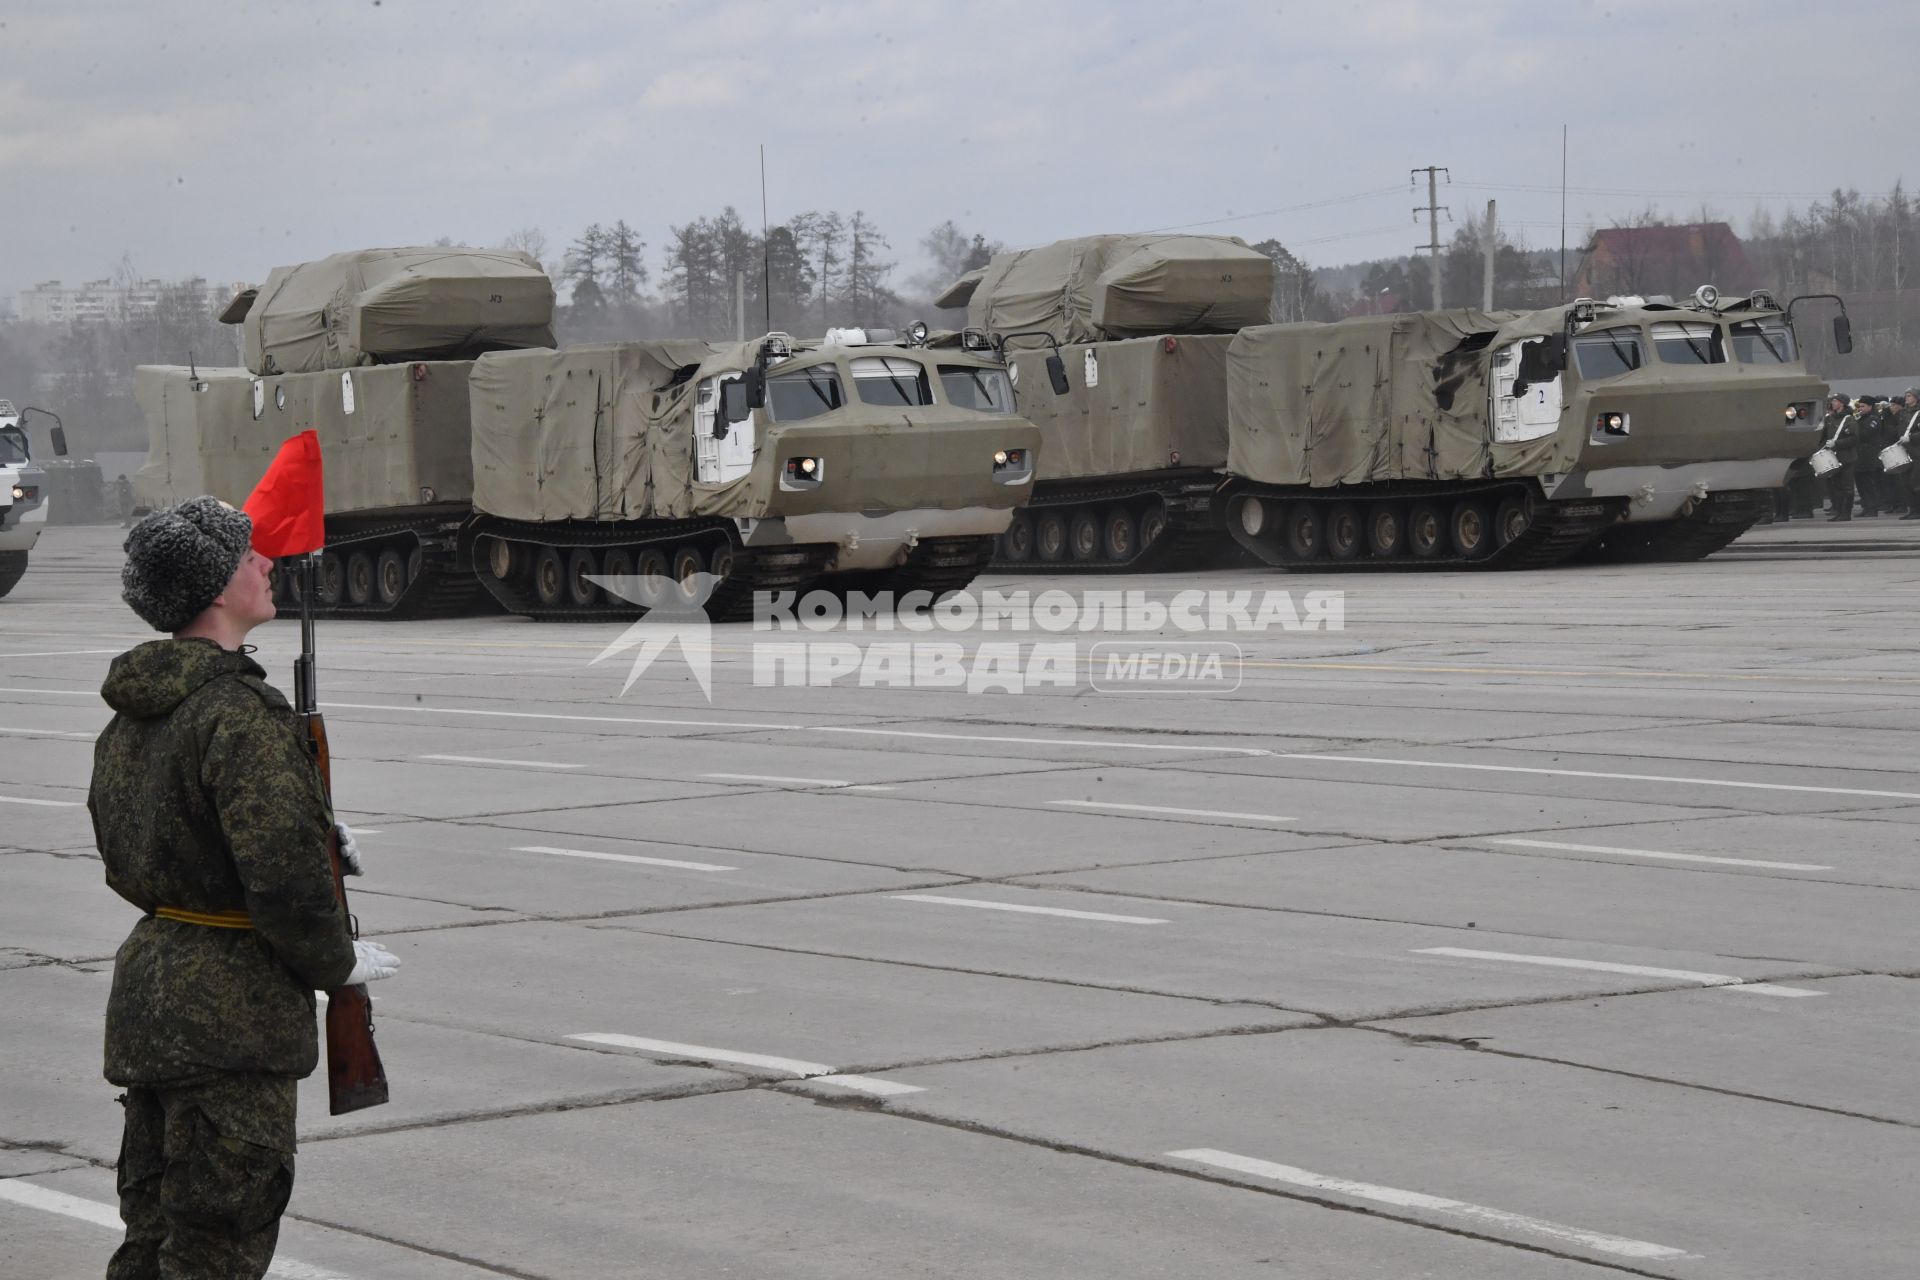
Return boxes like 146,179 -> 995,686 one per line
1784,405 -> 1798,421
10,485 -> 22,501
993,449 -> 1008,465
1594,412 -> 1629,437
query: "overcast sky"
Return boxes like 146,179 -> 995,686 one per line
4,0 -> 1913,305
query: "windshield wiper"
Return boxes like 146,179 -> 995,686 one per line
1603,330 -> 1638,372
1752,327 -> 1788,362
1683,331 -> 1715,363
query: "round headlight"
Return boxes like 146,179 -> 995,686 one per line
993,449 -> 1008,465
1784,405 -> 1798,421
1607,414 -> 1624,430
800,457 -> 816,474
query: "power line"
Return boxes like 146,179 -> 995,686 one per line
1144,185 -> 1405,233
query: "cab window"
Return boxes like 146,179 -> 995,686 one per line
939,365 -> 1014,414
1728,320 -> 1796,364
850,357 -> 933,407
765,366 -> 845,422
0,427 -> 27,464
1571,328 -> 1644,380
1651,321 -> 1724,365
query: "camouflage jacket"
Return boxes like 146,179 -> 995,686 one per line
90,638 -> 356,1084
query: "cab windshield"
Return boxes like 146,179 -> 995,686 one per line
1572,328 -> 1645,380
939,365 -> 1014,414
1651,321 -> 1724,365
1728,320 -> 1796,364
765,365 -> 845,422
850,357 -> 933,408
0,428 -> 27,464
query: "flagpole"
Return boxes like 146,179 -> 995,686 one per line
295,553 -> 319,718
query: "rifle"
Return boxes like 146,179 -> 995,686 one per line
294,551 -> 390,1115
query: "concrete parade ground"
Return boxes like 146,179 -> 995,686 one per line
2,519 -> 1916,1279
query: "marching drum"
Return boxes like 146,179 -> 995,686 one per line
1810,447 -> 1841,476
1879,442 -> 1913,475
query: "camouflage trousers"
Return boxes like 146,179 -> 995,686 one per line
108,1073 -> 297,1280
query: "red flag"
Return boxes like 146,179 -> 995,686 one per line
244,430 -> 326,557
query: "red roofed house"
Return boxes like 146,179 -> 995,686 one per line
1571,222 -> 1757,301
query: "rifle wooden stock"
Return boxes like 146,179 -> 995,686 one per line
305,707 -> 390,1115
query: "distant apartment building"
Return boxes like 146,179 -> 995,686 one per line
14,277 -> 241,325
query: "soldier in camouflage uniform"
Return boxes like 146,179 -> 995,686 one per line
90,496 -> 400,1280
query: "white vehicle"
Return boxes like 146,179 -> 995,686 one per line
0,404 -> 67,598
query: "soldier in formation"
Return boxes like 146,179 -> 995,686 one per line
89,496 -> 401,1280
1819,392 -> 1858,520
1897,388 -> 1920,519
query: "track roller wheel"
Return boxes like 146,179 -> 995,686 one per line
317,551 -> 345,606
1407,502 -> 1445,559
671,546 -> 705,604
1326,503 -> 1363,561
1069,509 -> 1101,562
1284,504 -> 1324,561
709,542 -> 737,583
345,551 -> 375,606
1102,507 -> 1137,562
1450,499 -> 1493,560
1367,502 -> 1406,557
565,547 -> 598,608
1139,506 -> 1167,550
1035,511 -> 1068,563
1001,512 -> 1034,563
375,548 -> 408,607
599,548 -> 633,605
1494,494 -> 1533,547
634,548 -> 670,609
532,546 -> 567,607
486,536 -> 519,581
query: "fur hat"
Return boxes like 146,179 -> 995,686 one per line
120,496 -> 253,632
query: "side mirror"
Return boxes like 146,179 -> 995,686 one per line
19,408 -> 67,457
1044,352 -> 1070,397
50,426 -> 67,457
715,379 -> 750,438
1544,331 -> 1570,372
1833,314 -> 1853,355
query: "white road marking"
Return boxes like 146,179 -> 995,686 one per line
0,687 -> 95,696
0,1180 -> 358,1278
811,1074 -> 927,1097
416,754 -> 581,770
1277,752 -> 1920,801
1166,1149 -> 1690,1262
1413,947 -> 1826,997
702,772 -> 895,791
894,894 -> 1168,924
813,725 -> 1272,755
564,1033 -> 923,1094
0,649 -> 123,659
0,726 -> 96,740
1487,837 -> 1832,872
327,701 -> 801,731
515,845 -> 736,872
1051,799 -> 1294,823
0,795 -> 84,808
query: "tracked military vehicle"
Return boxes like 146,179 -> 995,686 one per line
1222,288 -> 1844,568
139,246 -> 555,616
940,234 -> 1273,570
464,329 -> 1041,620
0,403 -> 67,598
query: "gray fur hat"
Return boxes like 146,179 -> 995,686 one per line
121,496 -> 254,632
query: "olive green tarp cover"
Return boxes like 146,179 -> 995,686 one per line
240,247 -> 555,375
471,341 -> 743,522
1008,335 -> 1233,480
1226,308 -> 1575,486
134,362 -> 477,513
963,235 -> 1274,344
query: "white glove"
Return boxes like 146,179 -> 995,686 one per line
335,821 -> 364,877
345,940 -> 401,985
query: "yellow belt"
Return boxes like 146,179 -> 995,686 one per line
154,907 -> 254,930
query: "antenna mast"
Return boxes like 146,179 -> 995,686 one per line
760,145 -> 772,333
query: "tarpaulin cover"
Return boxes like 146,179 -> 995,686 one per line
239,247 -> 555,375
135,361 -> 478,514
471,341 -> 1044,523
963,235 -> 1274,343
1226,308 -> 1575,485
1007,335 -> 1233,480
